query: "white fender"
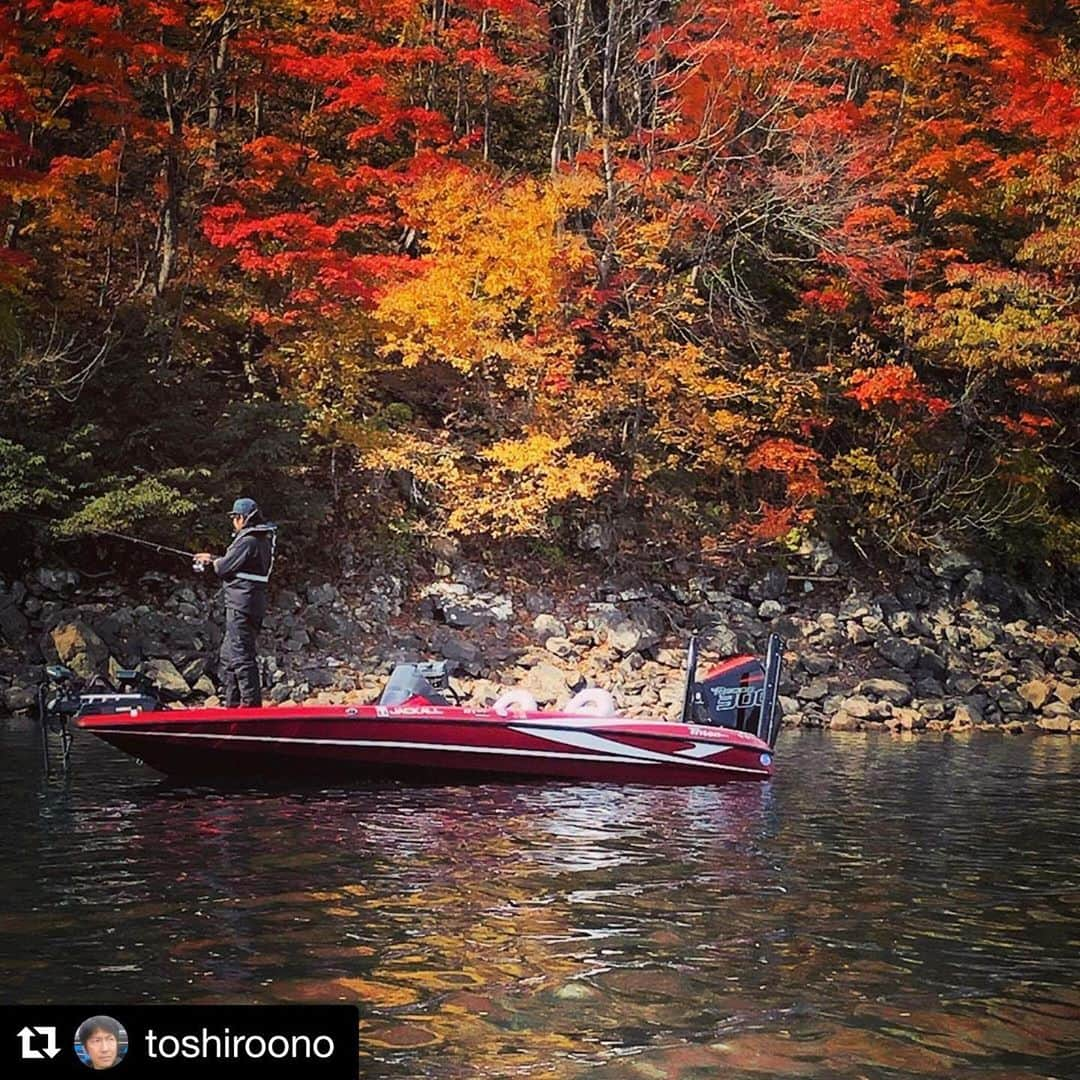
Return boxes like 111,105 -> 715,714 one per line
563,687 -> 617,717
492,689 -> 539,716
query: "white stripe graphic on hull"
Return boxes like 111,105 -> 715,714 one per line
510,726 -> 732,764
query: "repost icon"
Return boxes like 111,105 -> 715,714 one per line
18,1025 -> 60,1060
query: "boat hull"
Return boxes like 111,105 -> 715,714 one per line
76,704 -> 776,785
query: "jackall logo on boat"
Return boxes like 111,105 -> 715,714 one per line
709,685 -> 765,711
375,704 -> 450,717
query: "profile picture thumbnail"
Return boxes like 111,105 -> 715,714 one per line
75,1015 -> 128,1070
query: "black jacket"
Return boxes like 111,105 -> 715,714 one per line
213,522 -> 277,615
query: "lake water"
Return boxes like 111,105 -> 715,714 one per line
2,720 -> 1078,1078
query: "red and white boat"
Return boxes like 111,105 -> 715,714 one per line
55,636 -> 784,786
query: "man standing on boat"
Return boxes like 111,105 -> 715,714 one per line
194,498 -> 277,708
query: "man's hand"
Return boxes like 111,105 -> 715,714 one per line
193,552 -> 215,566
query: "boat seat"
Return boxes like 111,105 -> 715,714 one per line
563,687 -> 617,717
492,689 -> 539,716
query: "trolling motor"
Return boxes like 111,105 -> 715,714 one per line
680,632 -> 785,748
37,664 -> 161,773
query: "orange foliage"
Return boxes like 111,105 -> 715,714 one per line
846,366 -> 951,417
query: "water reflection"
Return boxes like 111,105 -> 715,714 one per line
2,719 -> 1078,1078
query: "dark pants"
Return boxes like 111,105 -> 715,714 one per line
221,606 -> 263,707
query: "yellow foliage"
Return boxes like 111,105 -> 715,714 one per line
269,311 -> 384,417
446,433 -> 616,538
375,167 -> 599,385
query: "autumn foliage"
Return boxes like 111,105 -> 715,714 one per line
1,0 -> 1078,580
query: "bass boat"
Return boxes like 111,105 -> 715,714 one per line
42,635 -> 784,785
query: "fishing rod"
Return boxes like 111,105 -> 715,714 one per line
89,529 -> 199,562
88,529 -> 211,573
1,510 -> 208,571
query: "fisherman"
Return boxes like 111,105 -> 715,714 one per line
194,498 -> 277,708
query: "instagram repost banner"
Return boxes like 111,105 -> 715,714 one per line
2,1005 -> 359,1078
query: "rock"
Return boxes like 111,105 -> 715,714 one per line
1036,712 -> 1074,733
914,676 -> 945,698
544,636 -> 576,660
533,613 -> 567,639
441,604 -> 491,629
897,578 -> 931,609
587,603 -> 663,656
142,658 -> 191,696
918,700 -> 946,720
193,675 -> 216,696
301,668 -> 335,689
839,695 -> 892,721
797,680 -> 829,703
946,673 -> 980,695
0,593 -> 28,648
951,703 -> 982,728
520,662 -> 580,705
1054,682 -> 1080,707
438,638 -> 481,670
306,583 -> 338,606
929,549 -> 976,582
269,683 -> 293,704
801,653 -> 833,676
888,611 -> 933,639
875,637 -> 920,671
467,679 -> 501,707
758,599 -> 784,619
1019,679 -> 1051,711
1040,701 -> 1076,721
847,623 -> 872,646
3,686 -> 36,712
968,625 -> 997,651
181,657 -> 207,686
914,647 -> 947,679
855,673 -> 915,708
50,621 -> 110,680
757,567 -> 789,601
893,707 -> 925,731
35,568 -> 80,595
829,711 -> 862,731
997,691 -> 1027,716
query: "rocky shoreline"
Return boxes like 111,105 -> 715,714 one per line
2,542 -> 1078,736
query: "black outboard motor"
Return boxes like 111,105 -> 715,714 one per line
681,633 -> 784,747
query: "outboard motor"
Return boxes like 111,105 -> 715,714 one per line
378,660 -> 460,708
681,633 -> 784,747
